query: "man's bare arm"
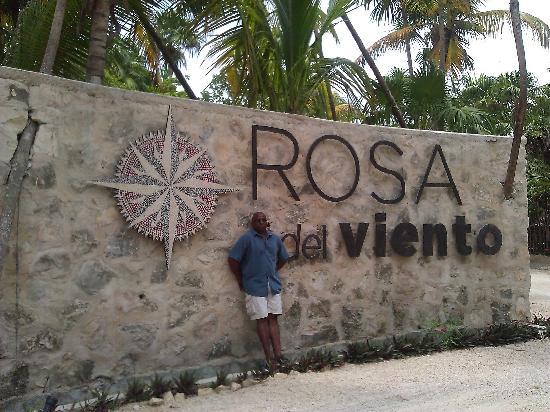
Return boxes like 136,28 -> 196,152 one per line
228,257 -> 243,290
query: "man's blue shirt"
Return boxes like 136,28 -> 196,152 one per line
229,229 -> 289,297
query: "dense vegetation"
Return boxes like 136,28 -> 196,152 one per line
0,0 -> 549,205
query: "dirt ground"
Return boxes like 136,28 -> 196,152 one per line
119,259 -> 550,412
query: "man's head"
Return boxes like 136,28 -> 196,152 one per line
251,212 -> 269,234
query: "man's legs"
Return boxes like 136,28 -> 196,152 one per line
256,317 -> 273,363
267,313 -> 282,359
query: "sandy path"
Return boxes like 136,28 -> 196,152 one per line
119,265 -> 550,412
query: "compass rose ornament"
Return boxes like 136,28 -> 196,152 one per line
91,106 -> 237,269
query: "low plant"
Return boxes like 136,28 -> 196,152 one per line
149,373 -> 171,398
173,371 -> 198,397
344,341 -> 371,364
81,388 -> 119,412
235,370 -> 248,384
210,368 -> 229,388
125,378 -> 151,403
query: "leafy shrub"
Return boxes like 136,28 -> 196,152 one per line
149,373 -> 171,398
173,371 -> 198,397
125,378 -> 151,403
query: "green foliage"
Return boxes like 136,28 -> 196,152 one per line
294,348 -> 341,372
527,157 -> 550,205
173,371 -> 198,397
149,373 -> 171,398
198,0 -> 371,116
5,0 -> 90,80
81,388 -> 120,412
125,378 -> 151,403
209,368 -> 229,388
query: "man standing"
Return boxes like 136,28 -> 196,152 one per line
228,211 -> 289,371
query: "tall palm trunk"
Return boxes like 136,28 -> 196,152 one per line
341,12 -> 406,128
400,4 -> 414,76
40,0 -> 68,74
438,4 -> 448,72
315,29 -> 337,120
134,10 -> 197,99
503,0 -> 528,199
86,0 -> 111,84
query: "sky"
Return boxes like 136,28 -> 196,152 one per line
184,0 -> 550,95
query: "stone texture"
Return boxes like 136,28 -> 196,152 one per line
20,330 -> 62,353
307,299 -> 331,318
148,397 -> 164,406
342,306 -> 363,340
230,382 -> 241,391
76,260 -> 117,295
491,302 -> 512,324
208,335 -> 232,359
31,249 -> 70,273
301,326 -> 339,347
105,231 -> 139,258
120,324 -> 158,350
27,163 -> 56,188
175,270 -> 204,288
198,387 -> 214,396
150,263 -> 168,284
0,67 -> 530,407
0,363 -> 28,401
71,230 -> 98,255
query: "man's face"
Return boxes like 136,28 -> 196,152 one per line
252,212 -> 268,234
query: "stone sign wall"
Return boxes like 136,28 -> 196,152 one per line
0,67 -> 530,408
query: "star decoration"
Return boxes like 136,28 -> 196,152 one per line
91,106 -> 237,269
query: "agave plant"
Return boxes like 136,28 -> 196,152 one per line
173,371 -> 198,396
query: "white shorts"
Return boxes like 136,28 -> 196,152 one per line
245,289 -> 282,320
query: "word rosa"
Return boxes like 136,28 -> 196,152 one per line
252,125 -> 461,204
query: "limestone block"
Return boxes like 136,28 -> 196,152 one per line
32,124 -> 58,157
241,378 -> 257,388
0,79 -> 29,164
215,385 -> 230,393
208,335 -> 232,359
174,393 -> 186,404
31,248 -> 70,273
162,391 -> 175,407
197,387 -> 214,396
148,397 -> 163,406
120,324 -> 158,350
75,260 -> 117,295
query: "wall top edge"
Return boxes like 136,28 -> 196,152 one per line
0,65 -> 517,143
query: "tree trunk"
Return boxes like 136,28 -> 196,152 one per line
86,0 -> 111,84
401,6 -> 414,76
40,0 -> 68,74
315,29 -> 337,120
503,0 -> 528,199
438,5 -> 448,72
0,120 -> 39,278
135,10 -> 197,99
342,12 -> 406,128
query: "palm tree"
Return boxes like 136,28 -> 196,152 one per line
503,0 -> 528,199
341,10 -> 407,127
198,0 -> 372,116
367,0 -> 550,76
40,0 -> 68,74
86,0 -> 111,83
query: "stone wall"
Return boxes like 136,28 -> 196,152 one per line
0,67 -> 530,408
